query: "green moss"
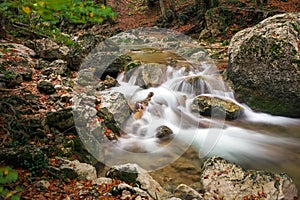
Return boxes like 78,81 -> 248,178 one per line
291,22 -> 300,35
235,85 -> 300,117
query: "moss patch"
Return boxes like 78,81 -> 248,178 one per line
235,85 -> 300,117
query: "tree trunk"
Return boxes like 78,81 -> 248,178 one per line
159,0 -> 167,20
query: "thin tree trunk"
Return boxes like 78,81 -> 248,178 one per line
159,0 -> 167,20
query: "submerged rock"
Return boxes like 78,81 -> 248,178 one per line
227,13 -> 300,117
200,157 -> 298,200
191,95 -> 243,120
156,125 -> 173,139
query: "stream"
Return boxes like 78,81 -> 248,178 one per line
74,27 -> 300,192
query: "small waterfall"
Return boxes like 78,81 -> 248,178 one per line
106,51 -> 300,189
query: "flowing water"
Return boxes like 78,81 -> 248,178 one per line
75,28 -> 300,193
104,50 -> 300,192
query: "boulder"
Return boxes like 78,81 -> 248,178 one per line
57,157 -> 97,180
35,38 -> 69,61
46,108 -> 74,131
67,33 -> 103,71
200,157 -> 298,200
131,63 -> 167,88
95,91 -> 131,126
106,163 -> 170,199
227,13 -> 300,117
174,184 -> 203,200
191,95 -> 243,120
37,80 -> 56,94
156,125 -> 173,139
0,42 -> 35,87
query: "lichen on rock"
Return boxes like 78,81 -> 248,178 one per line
227,12 -> 300,117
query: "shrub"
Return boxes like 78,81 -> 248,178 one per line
0,0 -> 116,25
0,166 -> 20,200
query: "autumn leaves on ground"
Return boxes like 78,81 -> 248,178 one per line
0,0 -> 299,199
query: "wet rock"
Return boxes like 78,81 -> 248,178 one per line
46,108 -> 74,131
102,54 -> 132,79
191,95 -> 243,120
174,184 -> 203,200
57,157 -> 97,180
156,125 -> 173,139
106,163 -> 170,199
200,157 -> 298,200
95,91 -> 131,126
227,13 -> 300,117
35,38 -> 69,61
96,107 -> 120,140
172,75 -> 210,95
133,63 -> 167,88
37,80 -> 56,94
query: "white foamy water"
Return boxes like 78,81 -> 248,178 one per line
103,61 -> 300,190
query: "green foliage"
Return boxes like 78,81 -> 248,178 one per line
0,0 -> 116,25
0,167 -> 20,200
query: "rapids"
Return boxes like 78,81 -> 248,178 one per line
74,28 -> 300,192
109,55 -> 300,192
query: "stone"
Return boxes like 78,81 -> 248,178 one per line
0,42 -> 35,87
133,63 -> 167,88
200,157 -> 298,200
227,13 -> 300,117
95,75 -> 119,91
110,183 -> 150,199
50,59 -> 70,77
36,180 -> 50,191
95,91 -> 132,126
106,163 -> 170,199
58,157 -> 97,180
37,81 -> 56,94
67,33 -> 103,71
45,108 -> 74,131
35,38 -> 69,61
174,184 -> 203,200
191,95 -> 243,120
156,125 -> 173,139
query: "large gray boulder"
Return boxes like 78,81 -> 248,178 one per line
200,157 -> 298,200
227,13 -> 300,117
106,163 -> 170,199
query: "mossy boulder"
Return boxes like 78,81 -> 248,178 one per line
191,95 -> 243,120
227,13 -> 300,117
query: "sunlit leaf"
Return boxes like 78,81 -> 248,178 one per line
22,6 -> 31,15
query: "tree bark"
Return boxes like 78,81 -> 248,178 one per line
159,0 -> 167,20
